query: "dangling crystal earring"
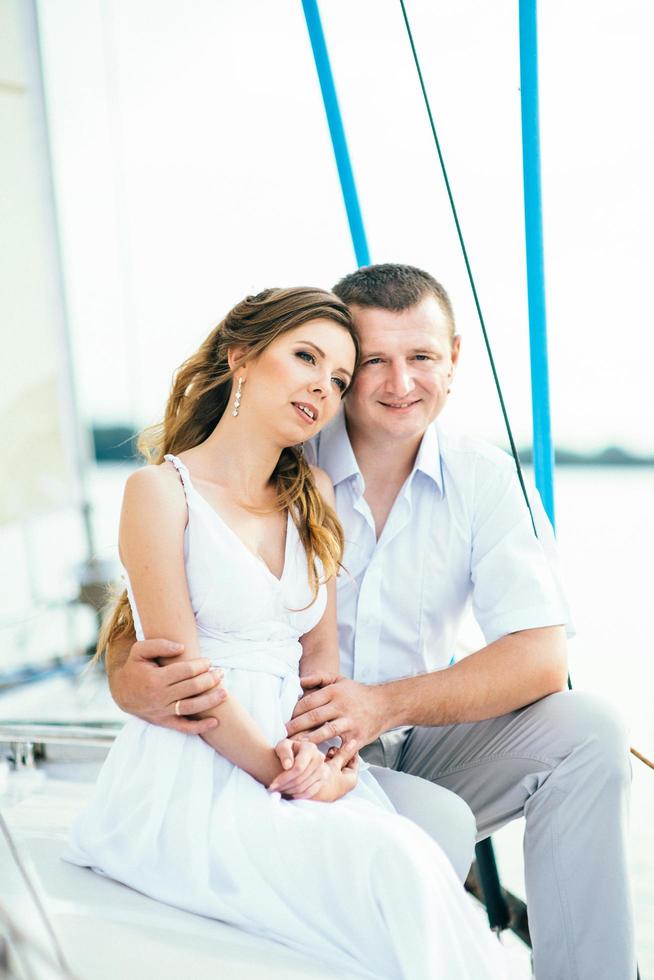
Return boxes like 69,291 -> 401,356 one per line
232,377 -> 244,417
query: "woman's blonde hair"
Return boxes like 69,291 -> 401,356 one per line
96,286 -> 358,660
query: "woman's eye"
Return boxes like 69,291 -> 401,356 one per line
332,377 -> 347,393
296,350 -> 316,365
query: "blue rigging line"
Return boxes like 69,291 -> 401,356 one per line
398,0 -> 537,537
301,0 -> 371,268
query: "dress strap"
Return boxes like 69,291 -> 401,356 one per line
163,453 -> 193,494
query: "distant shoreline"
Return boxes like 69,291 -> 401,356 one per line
518,446 -> 654,468
91,425 -> 654,467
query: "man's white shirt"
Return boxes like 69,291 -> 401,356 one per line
307,409 -> 572,685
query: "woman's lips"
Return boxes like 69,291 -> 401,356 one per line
292,402 -> 318,424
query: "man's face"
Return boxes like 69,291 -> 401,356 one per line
344,295 -> 460,444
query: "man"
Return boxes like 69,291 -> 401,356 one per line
107,264 -> 634,979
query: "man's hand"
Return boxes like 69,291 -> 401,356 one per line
309,743 -> 359,803
109,639 -> 226,735
286,672 -> 386,752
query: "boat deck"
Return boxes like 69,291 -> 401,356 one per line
1,674 -> 533,978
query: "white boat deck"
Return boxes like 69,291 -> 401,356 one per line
0,674 -> 533,979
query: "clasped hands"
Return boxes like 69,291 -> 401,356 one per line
269,738 -> 359,802
112,643 -> 384,801
268,670 -> 386,799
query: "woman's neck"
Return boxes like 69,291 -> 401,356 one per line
183,416 -> 283,504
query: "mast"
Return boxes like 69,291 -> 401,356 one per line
302,0 -> 555,523
301,0 -> 370,267
519,0 -> 555,525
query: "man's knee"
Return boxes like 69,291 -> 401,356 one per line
369,765 -> 476,882
425,788 -> 477,881
533,689 -> 631,784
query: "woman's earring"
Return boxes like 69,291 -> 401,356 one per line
232,377 -> 244,417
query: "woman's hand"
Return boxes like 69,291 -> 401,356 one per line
307,742 -> 359,803
269,738 -> 325,798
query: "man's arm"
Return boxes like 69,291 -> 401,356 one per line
380,625 -> 567,728
287,625 -> 568,749
105,634 -> 132,678
106,631 -> 225,737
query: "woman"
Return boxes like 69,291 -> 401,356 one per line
66,287 -> 506,979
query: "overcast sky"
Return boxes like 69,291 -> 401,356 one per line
38,0 -> 654,454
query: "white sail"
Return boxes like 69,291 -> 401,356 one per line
0,0 -> 85,527
0,1 -> 101,678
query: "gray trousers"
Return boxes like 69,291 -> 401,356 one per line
361,690 -> 636,980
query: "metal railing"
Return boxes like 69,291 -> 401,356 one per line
0,721 -> 120,770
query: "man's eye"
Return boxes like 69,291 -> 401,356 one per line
296,350 -> 316,365
363,357 -> 383,366
414,354 -> 430,361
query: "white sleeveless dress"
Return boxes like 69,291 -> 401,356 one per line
65,455 -> 506,980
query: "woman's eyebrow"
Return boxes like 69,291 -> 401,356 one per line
296,340 -> 352,379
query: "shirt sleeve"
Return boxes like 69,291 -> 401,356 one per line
470,451 -> 574,643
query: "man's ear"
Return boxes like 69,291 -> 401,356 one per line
450,334 -> 462,374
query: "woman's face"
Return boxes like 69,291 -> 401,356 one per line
237,319 -> 356,445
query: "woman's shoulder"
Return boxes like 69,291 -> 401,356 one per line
123,462 -> 186,515
309,465 -> 336,507
119,462 -> 188,565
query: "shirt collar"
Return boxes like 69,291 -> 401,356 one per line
318,409 -> 444,494
413,421 -> 444,493
315,407 -> 360,487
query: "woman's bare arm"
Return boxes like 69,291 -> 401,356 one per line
119,464 -> 285,786
298,578 -> 340,679
297,467 -> 341,681
267,468 -> 360,798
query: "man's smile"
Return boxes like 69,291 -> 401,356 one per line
378,398 -> 421,411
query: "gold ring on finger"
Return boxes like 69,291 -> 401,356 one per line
174,700 -> 182,716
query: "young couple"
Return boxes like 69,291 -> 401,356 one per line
66,265 -> 635,980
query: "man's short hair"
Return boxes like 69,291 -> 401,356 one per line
332,263 -> 455,339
